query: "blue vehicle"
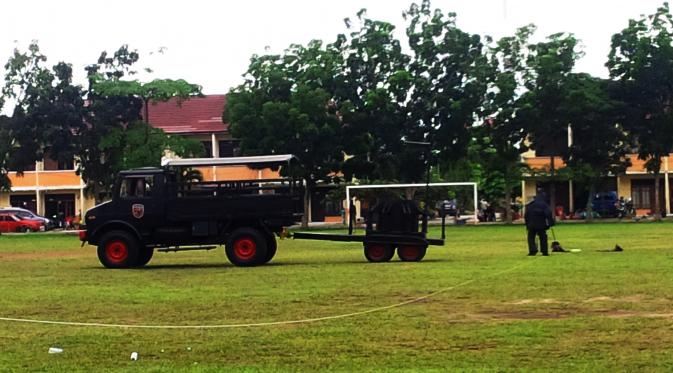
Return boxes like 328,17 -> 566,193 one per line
591,192 -> 618,218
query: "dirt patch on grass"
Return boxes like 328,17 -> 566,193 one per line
0,250 -> 88,261
445,309 -> 673,322
506,298 -> 566,305
507,295 -> 651,306
605,311 -> 673,319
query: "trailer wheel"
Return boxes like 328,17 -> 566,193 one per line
261,233 -> 277,264
364,243 -> 395,263
226,228 -> 269,267
397,245 -> 427,262
135,247 -> 154,267
97,230 -> 140,269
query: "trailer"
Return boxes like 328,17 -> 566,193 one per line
293,195 -> 447,262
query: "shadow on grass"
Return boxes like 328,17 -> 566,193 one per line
81,258 -> 450,271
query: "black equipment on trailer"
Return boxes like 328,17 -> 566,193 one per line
293,140 -> 447,263
293,194 -> 447,263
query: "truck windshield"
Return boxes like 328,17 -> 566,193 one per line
120,176 -> 154,198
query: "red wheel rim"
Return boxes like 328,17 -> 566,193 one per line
233,237 -> 257,260
105,241 -> 128,264
367,244 -> 387,261
399,245 -> 420,260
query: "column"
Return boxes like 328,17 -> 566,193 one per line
36,190 -> 43,216
521,180 -> 526,216
569,180 -> 574,214
211,133 -> 218,158
80,188 -> 86,216
210,133 -> 219,182
35,160 -> 43,215
665,157 -> 671,216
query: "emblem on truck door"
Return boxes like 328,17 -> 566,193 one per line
132,204 -> 145,219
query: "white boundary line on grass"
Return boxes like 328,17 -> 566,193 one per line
0,260 -> 533,329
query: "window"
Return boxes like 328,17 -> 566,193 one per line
218,140 -> 240,157
202,141 -> 213,158
632,185 -> 652,209
57,158 -> 74,170
43,150 -> 74,170
120,176 -> 154,199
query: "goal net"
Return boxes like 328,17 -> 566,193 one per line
346,182 -> 478,224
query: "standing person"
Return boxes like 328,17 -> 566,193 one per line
524,194 -> 554,256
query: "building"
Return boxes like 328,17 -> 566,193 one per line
522,128 -> 673,217
1,155 -> 93,223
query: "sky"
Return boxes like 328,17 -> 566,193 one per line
0,0 -> 668,103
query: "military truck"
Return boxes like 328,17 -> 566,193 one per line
79,155 -> 302,268
80,154 -> 448,269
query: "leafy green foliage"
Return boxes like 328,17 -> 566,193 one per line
226,40 -> 346,225
337,12 -> 417,182
608,2 -> 673,218
404,0 -> 488,168
79,45 -> 203,200
1,42 -> 86,183
476,26 -> 536,222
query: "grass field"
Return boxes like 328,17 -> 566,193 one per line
1,222 -> 673,372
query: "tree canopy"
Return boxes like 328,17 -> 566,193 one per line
0,43 -> 204,199
608,2 -> 673,219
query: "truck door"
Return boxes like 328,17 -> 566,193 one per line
117,174 -> 165,237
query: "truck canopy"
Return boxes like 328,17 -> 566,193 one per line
161,154 -> 296,168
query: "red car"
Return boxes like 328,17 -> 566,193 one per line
0,213 -> 44,233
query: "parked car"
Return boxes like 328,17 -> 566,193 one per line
591,192 -> 618,218
0,207 -> 54,230
0,213 -> 44,232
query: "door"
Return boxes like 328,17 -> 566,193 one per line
45,194 -> 75,227
116,174 -> 164,237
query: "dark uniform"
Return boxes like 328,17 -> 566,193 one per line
524,195 -> 554,256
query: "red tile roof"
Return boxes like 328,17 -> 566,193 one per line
145,94 -> 228,134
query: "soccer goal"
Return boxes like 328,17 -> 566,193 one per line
346,182 -> 479,224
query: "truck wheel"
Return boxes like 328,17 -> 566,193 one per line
261,233 -> 277,264
226,228 -> 269,267
397,245 -> 427,262
364,243 -> 394,263
135,247 -> 154,267
97,230 -> 140,269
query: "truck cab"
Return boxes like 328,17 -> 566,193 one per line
81,155 -> 302,268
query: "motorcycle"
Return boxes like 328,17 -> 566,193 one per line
616,197 -> 635,219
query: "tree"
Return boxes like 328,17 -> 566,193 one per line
479,25 -> 536,223
1,42 -> 86,181
560,74 -> 630,220
225,40 -> 346,227
80,45 -> 203,201
338,10 -> 417,183
517,32 -> 583,214
0,115 -> 11,191
404,1 -> 488,175
607,2 -> 673,220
